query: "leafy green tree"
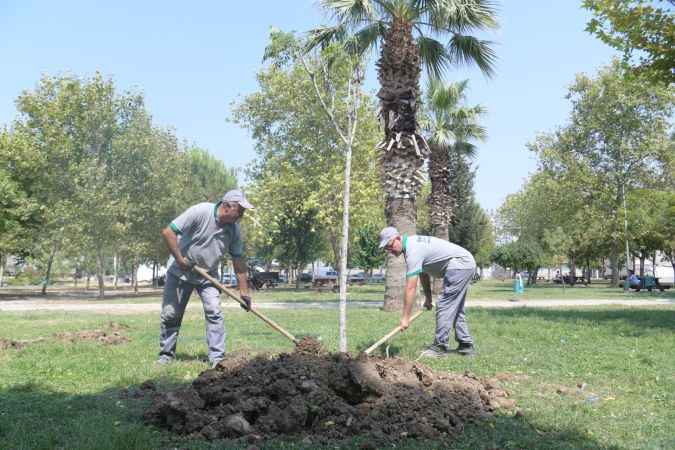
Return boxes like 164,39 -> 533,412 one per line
351,224 -> 385,280
583,0 -> 675,83
184,147 -> 238,203
534,61 -> 673,286
310,0 -> 498,310
0,129 -> 43,286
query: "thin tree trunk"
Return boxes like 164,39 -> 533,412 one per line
569,256 -> 577,286
86,274 -> 90,290
639,254 -> 646,288
609,241 -> 619,287
113,253 -> 118,290
41,244 -> 58,295
0,254 -> 4,288
96,246 -> 105,299
133,258 -> 139,293
338,141 -> 352,353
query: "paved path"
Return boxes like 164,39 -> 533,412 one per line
0,298 -> 672,314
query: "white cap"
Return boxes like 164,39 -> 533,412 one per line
378,226 -> 399,248
222,189 -> 254,210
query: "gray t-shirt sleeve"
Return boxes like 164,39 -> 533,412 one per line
229,224 -> 244,258
170,204 -> 203,235
405,251 -> 424,278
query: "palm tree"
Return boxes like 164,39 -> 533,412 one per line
424,78 -> 486,243
310,0 -> 497,310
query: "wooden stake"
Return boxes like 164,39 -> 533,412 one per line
363,309 -> 425,356
192,265 -> 298,345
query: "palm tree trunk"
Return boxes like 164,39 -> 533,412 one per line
378,18 -> 426,311
429,141 -> 451,295
383,197 -> 417,311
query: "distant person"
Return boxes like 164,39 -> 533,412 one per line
379,227 -> 477,358
627,270 -> 640,288
157,190 -> 254,368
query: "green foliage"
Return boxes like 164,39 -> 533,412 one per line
583,0 -> 675,83
184,147 -> 238,204
350,224 -> 385,274
0,128 -> 43,258
309,0 -> 498,78
232,36 -> 383,267
6,72 -> 238,290
492,239 -> 545,273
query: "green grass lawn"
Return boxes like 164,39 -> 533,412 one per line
35,279 -> 674,305
1,304 -> 674,449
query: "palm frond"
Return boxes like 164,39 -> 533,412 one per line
320,0 -> 379,25
418,35 -> 452,79
448,34 -> 497,77
343,22 -> 386,56
431,127 -> 456,148
451,141 -> 478,159
306,24 -> 348,52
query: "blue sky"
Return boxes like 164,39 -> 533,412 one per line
1,1 -> 617,212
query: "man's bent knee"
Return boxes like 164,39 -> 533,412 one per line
161,304 -> 179,325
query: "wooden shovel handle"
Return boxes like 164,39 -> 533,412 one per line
363,309 -> 425,356
193,265 -> 298,344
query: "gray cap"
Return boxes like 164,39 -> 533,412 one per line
378,226 -> 399,248
222,189 -> 254,210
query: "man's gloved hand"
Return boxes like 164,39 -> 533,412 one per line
240,295 -> 252,312
423,298 -> 433,310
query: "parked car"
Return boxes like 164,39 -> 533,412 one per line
348,272 -> 365,283
369,273 -> 385,283
221,273 -> 238,287
299,272 -> 313,282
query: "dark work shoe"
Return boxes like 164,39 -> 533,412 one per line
456,342 -> 476,356
419,344 -> 449,359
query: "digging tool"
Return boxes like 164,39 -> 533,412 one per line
363,309 -> 425,356
192,265 -> 298,345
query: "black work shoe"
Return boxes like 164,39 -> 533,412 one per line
419,344 -> 449,359
456,342 -> 477,356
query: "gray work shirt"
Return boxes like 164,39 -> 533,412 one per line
166,202 -> 244,284
403,234 -> 475,278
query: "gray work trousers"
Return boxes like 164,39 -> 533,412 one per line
159,272 -> 225,362
434,268 -> 475,348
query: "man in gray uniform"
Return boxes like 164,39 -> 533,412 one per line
379,226 -> 477,357
157,189 -> 254,367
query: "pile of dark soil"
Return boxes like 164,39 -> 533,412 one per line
145,341 -> 515,446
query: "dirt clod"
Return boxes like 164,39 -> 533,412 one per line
294,336 -> 326,356
0,339 -> 28,350
145,346 -> 510,445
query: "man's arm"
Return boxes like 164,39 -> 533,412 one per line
232,257 -> 252,311
232,258 -> 249,295
160,226 -> 191,272
400,275 -> 418,330
419,272 -> 433,310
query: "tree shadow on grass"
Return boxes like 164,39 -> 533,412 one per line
0,375 -> 630,450
481,307 -> 675,333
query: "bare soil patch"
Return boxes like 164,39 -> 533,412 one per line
1,322 -> 132,351
54,321 -> 130,345
145,340 -> 514,446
